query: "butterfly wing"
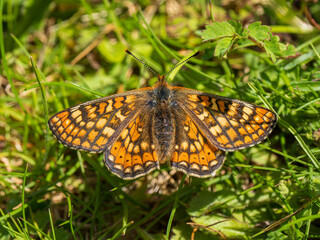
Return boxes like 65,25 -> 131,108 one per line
104,113 -> 159,179
171,114 -> 225,177
173,88 -> 277,151
48,90 -> 148,152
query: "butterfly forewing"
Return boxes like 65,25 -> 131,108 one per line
49,92 -> 144,152
175,88 -> 277,151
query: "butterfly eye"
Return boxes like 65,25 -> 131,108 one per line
147,100 -> 156,107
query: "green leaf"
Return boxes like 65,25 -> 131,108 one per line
172,224 -> 211,240
187,191 -> 216,217
228,20 -> 246,36
264,35 -> 282,62
248,22 -> 271,42
313,71 -> 320,79
284,51 -> 315,70
266,231 -> 289,240
233,207 -> 271,225
200,22 -> 236,41
291,81 -> 320,92
214,37 -> 233,58
281,44 -> 296,58
263,34 -> 297,61
191,215 -> 253,239
266,35 -> 283,54
187,190 -> 248,216
200,20 -> 297,62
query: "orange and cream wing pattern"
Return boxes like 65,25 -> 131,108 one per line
181,92 -> 277,151
104,115 -> 158,179
48,94 -> 139,152
49,71 -> 277,179
172,115 -> 225,177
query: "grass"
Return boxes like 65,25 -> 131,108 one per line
1,0 -> 320,239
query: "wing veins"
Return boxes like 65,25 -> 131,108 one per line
62,105 -> 114,143
90,106 -> 137,149
105,106 -> 146,148
82,106 -> 124,147
110,111 -> 157,179
177,101 -> 222,150
204,106 -> 235,148
187,117 -> 208,166
229,114 -> 254,141
63,111 -> 95,141
55,111 -> 81,137
221,112 -> 244,145
239,109 -> 267,136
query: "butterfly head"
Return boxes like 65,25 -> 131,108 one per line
157,74 -> 166,83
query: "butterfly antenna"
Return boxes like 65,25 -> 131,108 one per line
164,51 -> 200,78
125,49 -> 158,77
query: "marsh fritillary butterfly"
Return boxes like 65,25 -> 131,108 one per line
49,51 -> 277,179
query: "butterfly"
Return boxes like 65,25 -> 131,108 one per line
48,51 -> 277,179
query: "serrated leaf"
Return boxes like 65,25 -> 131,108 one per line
199,21 -> 297,62
281,44 -> 296,58
264,35 -> 282,62
265,35 -> 282,54
264,34 -> 297,61
248,22 -> 271,42
214,37 -> 233,58
279,42 -> 287,52
228,20 -> 246,36
200,22 -> 236,41
265,48 -> 277,62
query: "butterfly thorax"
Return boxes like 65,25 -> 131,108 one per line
152,79 -> 170,101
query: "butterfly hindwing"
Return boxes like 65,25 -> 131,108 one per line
171,113 -> 225,177
104,114 -> 159,179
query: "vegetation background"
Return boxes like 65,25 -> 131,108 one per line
1,0 -> 320,239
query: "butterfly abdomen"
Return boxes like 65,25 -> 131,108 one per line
151,107 -> 174,163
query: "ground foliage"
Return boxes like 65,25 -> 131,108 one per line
1,0 -> 320,239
